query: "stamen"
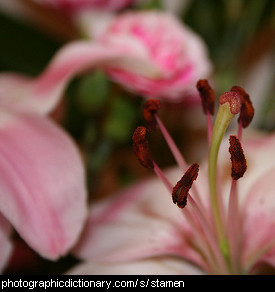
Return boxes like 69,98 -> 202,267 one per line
172,163 -> 199,208
231,86 -> 254,141
143,99 -> 188,170
143,99 -> 161,130
196,79 -> 215,115
132,126 -> 173,193
229,135 -> 247,180
152,161 -> 173,193
227,179 -> 241,274
131,124 -> 223,271
187,195 -> 229,274
231,86 -> 254,128
155,115 -> 187,171
227,136 -> 246,273
143,99 -> 205,213
132,126 -> 154,169
173,162 -> 229,273
196,79 -> 215,145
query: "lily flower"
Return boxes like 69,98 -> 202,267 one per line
68,81 -> 275,275
0,11 -> 212,109
0,70 -> 88,272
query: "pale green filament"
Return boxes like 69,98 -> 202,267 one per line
208,103 -> 235,265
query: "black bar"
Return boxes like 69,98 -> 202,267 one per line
0,275 -> 274,290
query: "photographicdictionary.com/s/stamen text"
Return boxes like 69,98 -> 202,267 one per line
1,278 -> 184,289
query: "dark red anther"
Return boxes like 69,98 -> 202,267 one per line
172,163 -> 199,208
231,86 -> 254,128
196,79 -> 215,115
143,99 -> 161,130
132,126 -> 154,169
229,135 -> 247,180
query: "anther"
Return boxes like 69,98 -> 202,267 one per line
229,135 -> 247,180
219,91 -> 242,115
143,99 -> 161,130
172,163 -> 199,208
132,126 -> 154,169
196,79 -> 215,115
231,86 -> 254,128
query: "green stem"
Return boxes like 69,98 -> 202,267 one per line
208,103 -> 234,262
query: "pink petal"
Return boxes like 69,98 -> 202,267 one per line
67,256 -> 205,275
73,168 -> 206,269
0,214 -> 13,273
0,41 -> 160,116
241,167 -> 275,271
0,110 -> 87,260
240,133 -> 275,197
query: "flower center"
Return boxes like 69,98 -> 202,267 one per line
132,80 -> 254,274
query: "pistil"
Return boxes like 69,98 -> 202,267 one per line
208,91 -> 242,263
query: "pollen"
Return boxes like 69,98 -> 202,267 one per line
172,163 -> 199,208
229,135 -> 247,180
196,79 -> 215,115
231,86 -> 254,128
132,126 -> 154,169
143,99 -> 161,130
219,91 -> 242,115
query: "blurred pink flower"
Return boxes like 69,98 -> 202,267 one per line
0,12 -> 212,106
88,11 -> 213,102
36,0 -> 134,14
68,85 -> 275,275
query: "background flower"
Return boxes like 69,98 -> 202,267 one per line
0,11 -> 211,108
90,11 -> 212,101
